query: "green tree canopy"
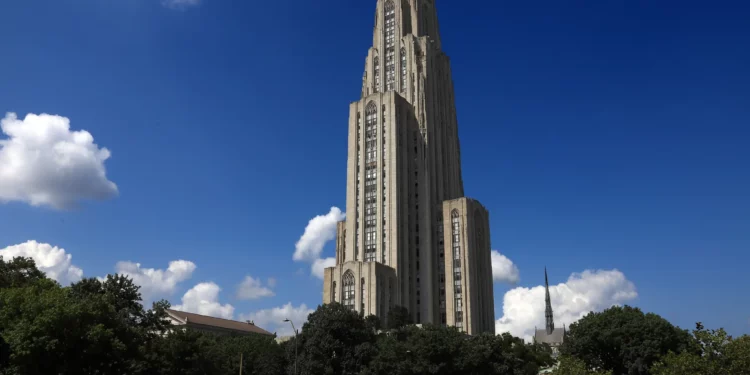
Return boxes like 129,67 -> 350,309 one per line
651,323 -> 750,375
552,356 -> 613,375
292,302 -> 376,374
561,305 -> 693,375
0,256 -> 48,289
386,305 -> 413,330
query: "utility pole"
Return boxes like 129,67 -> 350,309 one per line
284,319 -> 298,375
239,353 -> 243,375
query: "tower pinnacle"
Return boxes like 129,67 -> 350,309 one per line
545,267 -> 555,334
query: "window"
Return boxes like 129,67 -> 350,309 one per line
400,48 -> 406,92
343,271 -> 355,310
332,281 -> 337,303
364,102 -> 378,263
384,1 -> 396,91
374,56 -> 380,92
361,278 -> 366,313
451,209 -> 463,331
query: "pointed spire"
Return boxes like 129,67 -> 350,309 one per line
545,267 -> 555,335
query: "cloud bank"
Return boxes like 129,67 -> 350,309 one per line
293,207 -> 345,279
491,250 -> 520,284
236,275 -> 275,300
495,269 -> 638,342
0,240 -> 83,285
113,260 -> 196,302
0,113 -> 118,209
240,303 -> 314,337
174,282 -> 234,319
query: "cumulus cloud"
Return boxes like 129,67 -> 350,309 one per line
236,275 -> 275,300
491,250 -> 520,284
113,260 -> 196,301
174,282 -> 234,319
161,0 -> 200,9
0,240 -> 83,285
495,269 -> 638,342
311,257 -> 336,280
293,207 -> 345,279
240,303 -> 314,336
0,113 -> 118,209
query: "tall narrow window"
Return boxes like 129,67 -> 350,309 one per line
400,48 -> 406,93
364,102 -> 378,263
384,1 -> 396,91
451,210 -> 463,332
361,278 -> 366,313
355,112 -> 362,260
382,105 -> 388,264
374,56 -> 380,92
343,271 -> 355,310
331,281 -> 337,303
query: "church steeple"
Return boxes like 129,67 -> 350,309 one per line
545,267 -> 555,334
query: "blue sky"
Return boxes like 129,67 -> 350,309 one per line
0,0 -> 748,337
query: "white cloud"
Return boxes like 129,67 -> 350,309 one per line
174,282 -> 234,319
491,250 -> 520,284
0,240 -> 83,285
495,269 -> 638,342
113,260 -> 196,301
236,275 -> 275,300
311,257 -> 336,280
267,277 -> 277,288
161,0 -> 200,9
239,303 -> 314,337
293,207 -> 345,279
293,207 -> 345,262
0,113 -> 118,210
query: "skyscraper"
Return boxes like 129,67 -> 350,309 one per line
322,0 -> 494,335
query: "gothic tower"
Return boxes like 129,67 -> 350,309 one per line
322,0 -> 495,335
545,267 -> 555,334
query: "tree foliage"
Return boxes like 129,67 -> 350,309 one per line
561,305 -> 693,375
651,323 -> 750,375
552,356 -> 613,375
386,305 -> 413,330
1,256 -> 747,375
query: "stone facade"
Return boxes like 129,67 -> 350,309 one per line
323,0 -> 494,335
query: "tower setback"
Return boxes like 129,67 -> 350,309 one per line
322,0 -> 495,335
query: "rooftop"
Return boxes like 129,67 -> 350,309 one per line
167,309 -> 274,336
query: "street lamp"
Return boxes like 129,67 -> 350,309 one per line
284,319 -> 298,375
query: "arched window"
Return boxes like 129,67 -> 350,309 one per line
451,209 -> 463,331
374,56 -> 380,92
343,271 -> 355,310
400,47 -> 407,93
384,1 -> 396,91
364,102 -> 378,263
331,281 -> 337,303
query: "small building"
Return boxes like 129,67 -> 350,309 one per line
533,269 -> 566,357
166,309 -> 274,337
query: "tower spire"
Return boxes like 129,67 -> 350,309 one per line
545,267 -> 555,334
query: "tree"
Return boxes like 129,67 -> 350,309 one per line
386,305 -> 413,330
651,323 -> 750,375
0,271 -> 170,374
364,315 -> 382,332
293,302 -> 376,374
0,256 -> 48,289
561,305 -> 693,375
366,325 -> 553,375
552,356 -> 613,375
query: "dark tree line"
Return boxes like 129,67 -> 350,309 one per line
1,256 -> 748,375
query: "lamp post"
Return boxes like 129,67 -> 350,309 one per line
284,319 -> 298,375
